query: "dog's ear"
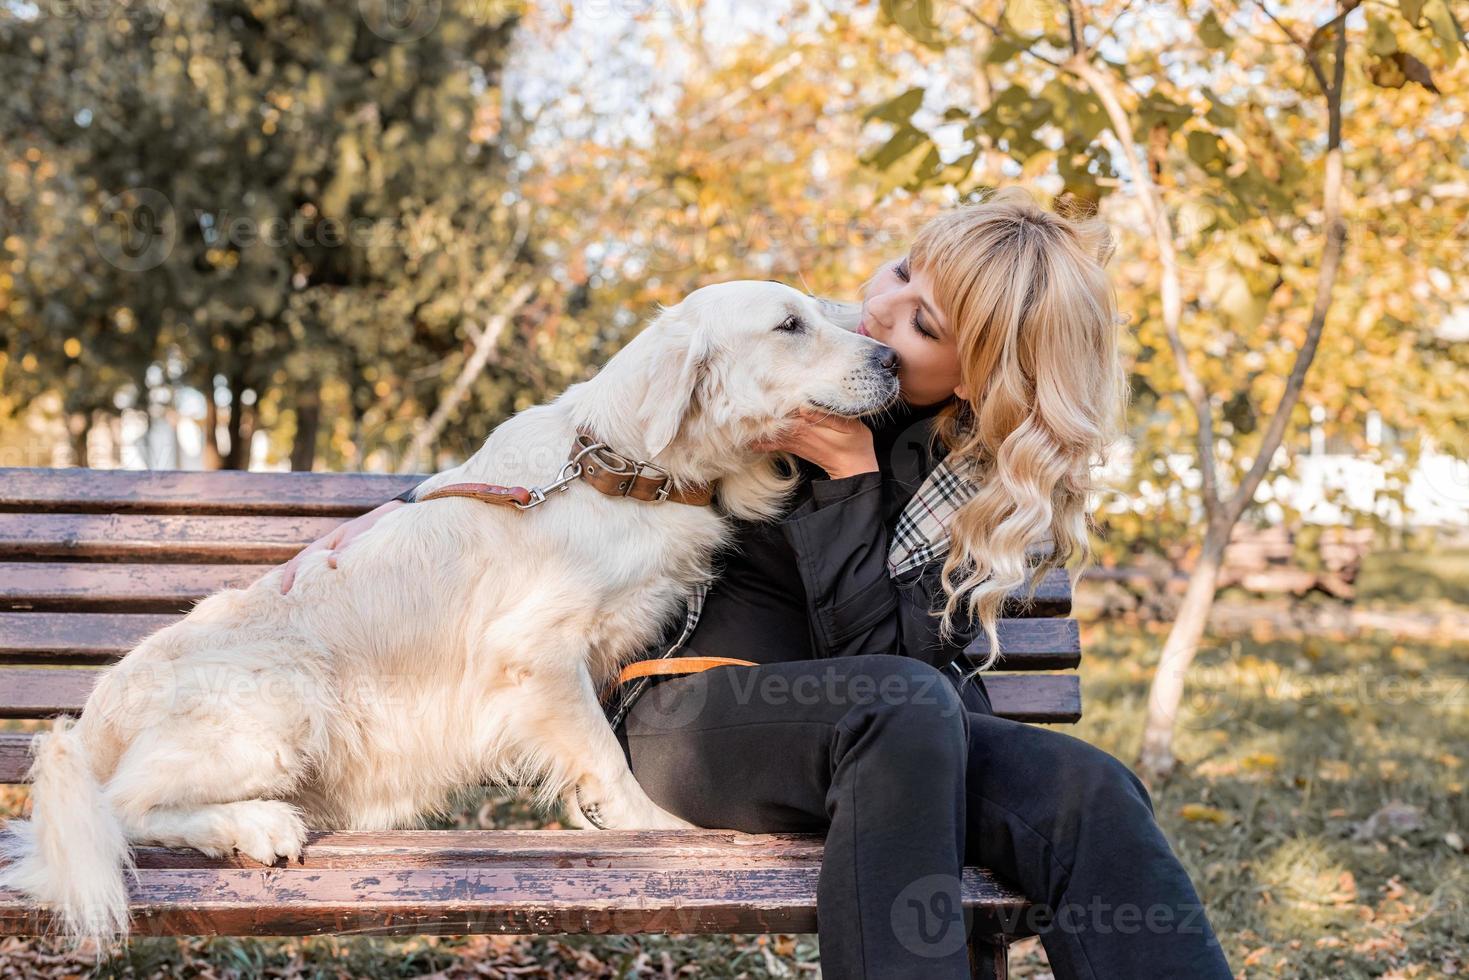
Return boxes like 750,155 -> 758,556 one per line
813,295 -> 862,332
635,317 -> 710,461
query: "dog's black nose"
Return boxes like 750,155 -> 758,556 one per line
872,345 -> 900,374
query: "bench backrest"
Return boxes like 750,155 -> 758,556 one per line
0,466 -> 1082,784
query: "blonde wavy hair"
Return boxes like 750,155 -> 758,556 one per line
899,188 -> 1126,668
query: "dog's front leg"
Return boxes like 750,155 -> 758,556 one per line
513,660 -> 696,831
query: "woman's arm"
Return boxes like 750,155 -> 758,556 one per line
754,409 -> 978,668
779,471 -> 978,668
278,480 -> 422,593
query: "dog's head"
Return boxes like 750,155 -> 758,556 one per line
574,280 -> 900,519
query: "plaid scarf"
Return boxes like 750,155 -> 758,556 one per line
605,455 -> 979,729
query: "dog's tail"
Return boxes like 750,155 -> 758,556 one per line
0,717 -> 133,947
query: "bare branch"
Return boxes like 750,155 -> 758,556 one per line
1218,14 -> 1350,531
1066,0 -> 1085,55
1255,1 -> 1332,93
958,5 -> 1065,68
398,277 -> 539,474
1066,55 -> 1223,518
1306,0 -> 1363,52
1097,0 -> 1141,48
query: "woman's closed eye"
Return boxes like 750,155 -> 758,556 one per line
892,257 -> 938,341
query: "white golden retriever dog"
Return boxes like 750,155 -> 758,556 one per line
0,280 -> 899,947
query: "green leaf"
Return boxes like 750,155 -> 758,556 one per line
1367,14 -> 1399,56
908,145 -> 946,188
1042,79 -> 1108,143
1199,10 -> 1232,51
862,124 -> 930,171
985,36 -> 1024,65
875,140 -> 939,196
1424,0 -> 1465,63
881,0 -> 947,50
939,147 -> 980,186
865,87 -> 925,124
1202,88 -> 1237,128
1186,130 -> 1228,172
1138,93 -> 1193,132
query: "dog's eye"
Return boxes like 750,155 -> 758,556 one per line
774,314 -> 804,333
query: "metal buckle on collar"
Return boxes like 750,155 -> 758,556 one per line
636,459 -> 672,503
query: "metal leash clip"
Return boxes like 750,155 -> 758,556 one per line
513,440 -> 605,510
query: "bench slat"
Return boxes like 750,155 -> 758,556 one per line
0,670 -> 1079,780
0,612 -> 178,661
0,514 -> 348,564
0,734 -> 29,782
0,468 -> 422,516
0,613 -> 1080,669
0,563 -> 1072,616
0,669 -> 1078,727
126,829 -> 829,869
0,864 -> 1029,937
0,563 -> 272,613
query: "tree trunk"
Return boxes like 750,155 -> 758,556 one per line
1132,14 -> 1350,782
202,382 -> 223,470
1137,527 -> 1227,783
65,411 -> 90,468
290,382 -> 322,472
223,373 -> 254,471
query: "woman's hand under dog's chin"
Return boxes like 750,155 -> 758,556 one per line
749,407 -> 878,481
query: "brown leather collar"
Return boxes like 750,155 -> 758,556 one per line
570,427 -> 714,506
414,428 -> 714,510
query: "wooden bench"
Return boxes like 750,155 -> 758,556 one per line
0,466 -> 1084,978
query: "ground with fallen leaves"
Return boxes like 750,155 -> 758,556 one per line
2,608 -> 1464,978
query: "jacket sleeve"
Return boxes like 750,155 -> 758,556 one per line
778,471 -> 981,670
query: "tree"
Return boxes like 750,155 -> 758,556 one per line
0,1 -> 534,470
869,0 -> 1467,779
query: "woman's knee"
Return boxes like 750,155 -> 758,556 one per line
1052,737 -> 1155,822
834,655 -> 968,761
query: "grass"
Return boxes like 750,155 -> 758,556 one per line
1355,548 -> 1469,607
2,616 -> 1465,978
1062,619 -> 1468,979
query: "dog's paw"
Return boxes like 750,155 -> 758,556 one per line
574,783 -> 698,831
226,800 -> 308,866
624,806 -> 699,831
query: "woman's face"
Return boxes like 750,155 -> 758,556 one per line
858,255 -> 968,407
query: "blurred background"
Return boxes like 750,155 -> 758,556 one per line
1,0 -> 1466,977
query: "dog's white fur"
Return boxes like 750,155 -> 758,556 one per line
0,281 -> 893,948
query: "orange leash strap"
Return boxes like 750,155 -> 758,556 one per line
601,655 -> 758,701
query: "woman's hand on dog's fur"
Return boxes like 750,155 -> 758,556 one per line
279,499 -> 407,594
750,407 -> 879,481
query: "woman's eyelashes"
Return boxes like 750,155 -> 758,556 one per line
910,309 -> 937,341
890,258 -> 937,341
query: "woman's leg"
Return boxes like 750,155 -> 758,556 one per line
619,654 -> 974,980
963,712 -> 1234,979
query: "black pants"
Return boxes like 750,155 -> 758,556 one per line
615,655 -> 1233,980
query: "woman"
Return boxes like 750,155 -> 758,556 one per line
281,189 -> 1233,979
